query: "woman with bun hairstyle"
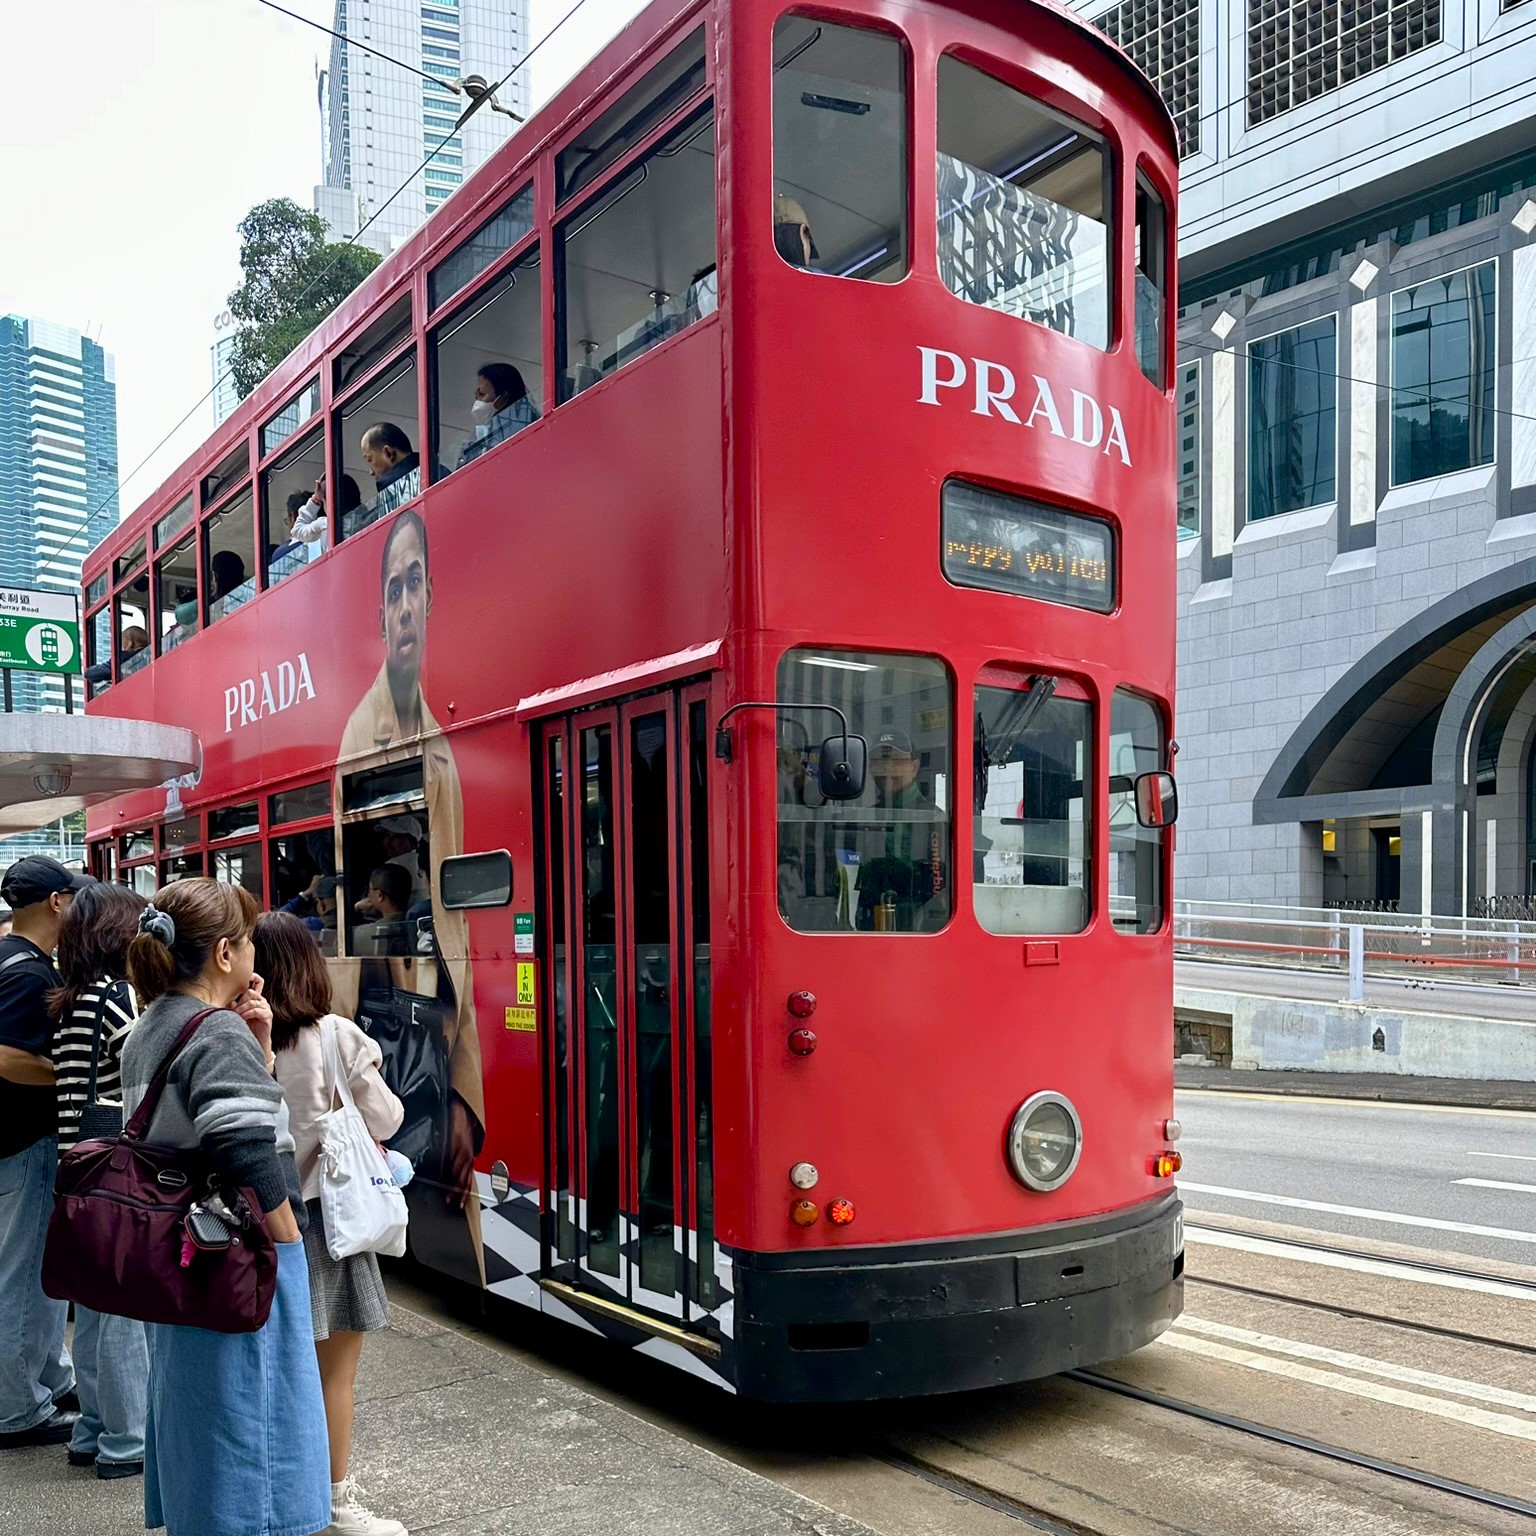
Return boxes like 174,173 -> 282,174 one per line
120,879 -> 329,1536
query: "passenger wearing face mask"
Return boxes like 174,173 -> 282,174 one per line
455,364 -> 539,471
773,194 -> 819,269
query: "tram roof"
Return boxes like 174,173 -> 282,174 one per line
88,0 -> 1174,583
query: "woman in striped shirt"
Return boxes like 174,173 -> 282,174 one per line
46,882 -> 149,1479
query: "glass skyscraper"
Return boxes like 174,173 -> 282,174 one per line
0,314 -> 119,713
320,0 -> 532,249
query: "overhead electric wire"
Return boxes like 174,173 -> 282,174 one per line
253,0 -> 459,95
38,0 -> 594,584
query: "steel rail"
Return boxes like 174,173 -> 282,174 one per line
871,1446 -> 1099,1534
1066,1370 -> 1536,1520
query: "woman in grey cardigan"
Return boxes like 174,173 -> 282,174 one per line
121,879 -> 329,1536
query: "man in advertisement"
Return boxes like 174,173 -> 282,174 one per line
333,509 -> 485,1285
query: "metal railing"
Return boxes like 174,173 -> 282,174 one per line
1172,898 -> 1536,1001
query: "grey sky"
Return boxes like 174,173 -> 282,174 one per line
0,0 -> 647,528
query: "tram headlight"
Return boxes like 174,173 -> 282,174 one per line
1006,1091 -> 1082,1192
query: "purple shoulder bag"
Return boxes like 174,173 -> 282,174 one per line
42,1007 -> 279,1333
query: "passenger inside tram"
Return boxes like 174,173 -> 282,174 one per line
772,194 -> 818,269
360,423 -> 421,519
455,363 -> 539,471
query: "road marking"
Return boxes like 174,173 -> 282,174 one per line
1456,1178 -> 1536,1195
1180,1182 -> 1536,1245
1184,1224 -> 1536,1301
1469,1151 -> 1536,1163
1177,1088 -> 1535,1120
1175,1317 -> 1536,1412
1160,1332 -> 1536,1442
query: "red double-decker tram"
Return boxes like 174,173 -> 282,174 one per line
83,0 -> 1182,1399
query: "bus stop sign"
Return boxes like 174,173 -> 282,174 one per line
0,587 -> 81,675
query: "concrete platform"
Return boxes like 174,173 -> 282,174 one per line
1176,1061 -> 1536,1109
0,1301 -> 872,1536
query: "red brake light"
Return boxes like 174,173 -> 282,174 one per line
787,990 -> 817,1018
826,1198 -> 856,1226
787,1028 -> 818,1056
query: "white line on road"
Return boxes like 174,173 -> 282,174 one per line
1184,1224 -> 1536,1300
1174,1316 -> 1536,1412
1468,1150 -> 1536,1162
1177,1089 -> 1534,1120
1179,1182 -> 1536,1245
1456,1178 -> 1536,1195
1159,1332 -> 1536,1442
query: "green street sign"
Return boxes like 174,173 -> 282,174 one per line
0,587 -> 81,675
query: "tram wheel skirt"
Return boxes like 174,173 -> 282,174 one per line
729,1195 -> 1183,1402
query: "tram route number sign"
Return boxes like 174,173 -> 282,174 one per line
0,587 -> 81,675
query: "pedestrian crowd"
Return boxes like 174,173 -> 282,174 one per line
0,857 -> 412,1536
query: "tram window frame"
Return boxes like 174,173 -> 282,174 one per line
439,851 -> 513,909
334,293 -> 413,395
429,183 -> 536,312
112,578 -> 151,679
202,481 -> 257,627
260,378 -> 321,459
154,530 -> 199,656
335,350 -> 422,541
113,536 -> 147,587
269,819 -> 339,958
269,780 -> 332,826
153,494 -> 194,551
260,426 -> 327,590
431,241 -> 544,479
86,602 -> 112,696
201,439 -> 251,509
556,99 -> 718,403
774,647 -> 953,936
209,839 -> 265,903
341,805 -> 433,960
972,674 -> 1092,937
555,25 -> 708,205
86,572 -> 107,609
1134,169 -> 1171,388
936,52 -> 1115,353
1107,689 -> 1168,935
159,814 -> 205,889
771,15 -> 910,284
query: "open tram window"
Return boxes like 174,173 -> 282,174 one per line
771,17 -> 908,282
973,678 -> 1091,936
1134,173 -> 1169,387
261,428 -> 327,588
211,842 -> 264,904
159,815 -> 205,888
270,823 -> 339,958
557,102 -> 716,402
85,605 -> 112,696
154,533 -> 198,655
776,649 -> 951,934
937,55 -> 1111,351
342,809 -> 434,960
112,579 -> 150,679
433,243 -> 542,478
1108,691 -> 1167,934
203,485 -> 256,625
335,352 -> 420,539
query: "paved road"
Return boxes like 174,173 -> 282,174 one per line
1176,956 -> 1536,1020
1176,1087 -> 1536,1265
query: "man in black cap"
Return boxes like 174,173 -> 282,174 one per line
0,856 -> 89,1448
856,730 -> 946,932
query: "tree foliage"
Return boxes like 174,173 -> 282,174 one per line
226,198 -> 381,398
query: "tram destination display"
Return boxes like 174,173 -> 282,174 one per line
941,482 -> 1114,613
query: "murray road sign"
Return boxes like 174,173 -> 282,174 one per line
0,587 -> 81,675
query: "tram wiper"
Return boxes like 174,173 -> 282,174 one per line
982,673 -> 1057,767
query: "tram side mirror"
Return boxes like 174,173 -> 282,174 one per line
817,734 -> 868,801
1134,771 -> 1178,829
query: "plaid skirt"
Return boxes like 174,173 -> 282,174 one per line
302,1199 -> 391,1340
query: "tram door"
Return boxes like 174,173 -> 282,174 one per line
536,684 -> 716,1326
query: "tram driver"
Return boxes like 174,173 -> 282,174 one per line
854,729 -> 945,932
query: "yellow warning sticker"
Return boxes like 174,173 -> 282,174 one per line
504,1006 -> 537,1032
515,962 -> 535,1005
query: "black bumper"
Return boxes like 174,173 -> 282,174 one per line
729,1193 -> 1183,1401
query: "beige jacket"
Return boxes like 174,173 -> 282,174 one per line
273,1014 -> 406,1202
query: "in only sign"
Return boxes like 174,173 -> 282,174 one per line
0,587 -> 80,675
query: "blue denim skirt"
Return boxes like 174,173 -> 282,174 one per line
144,1239 -> 330,1536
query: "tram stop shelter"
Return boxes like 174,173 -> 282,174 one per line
0,713 -> 198,838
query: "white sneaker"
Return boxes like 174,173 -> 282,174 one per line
325,1477 -> 408,1536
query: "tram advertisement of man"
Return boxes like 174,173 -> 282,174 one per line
332,507 -> 486,1286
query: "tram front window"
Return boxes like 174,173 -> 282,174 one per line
776,649 -> 951,934
973,680 -> 1090,935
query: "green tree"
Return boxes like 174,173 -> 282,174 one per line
226,198 -> 382,398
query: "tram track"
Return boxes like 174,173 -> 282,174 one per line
1183,1220 -> 1536,1355
1064,1369 -> 1536,1523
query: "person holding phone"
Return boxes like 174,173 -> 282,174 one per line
121,880 -> 329,1536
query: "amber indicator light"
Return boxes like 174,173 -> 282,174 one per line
826,1198 -> 856,1226
791,1199 -> 819,1227
1153,1151 -> 1183,1178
